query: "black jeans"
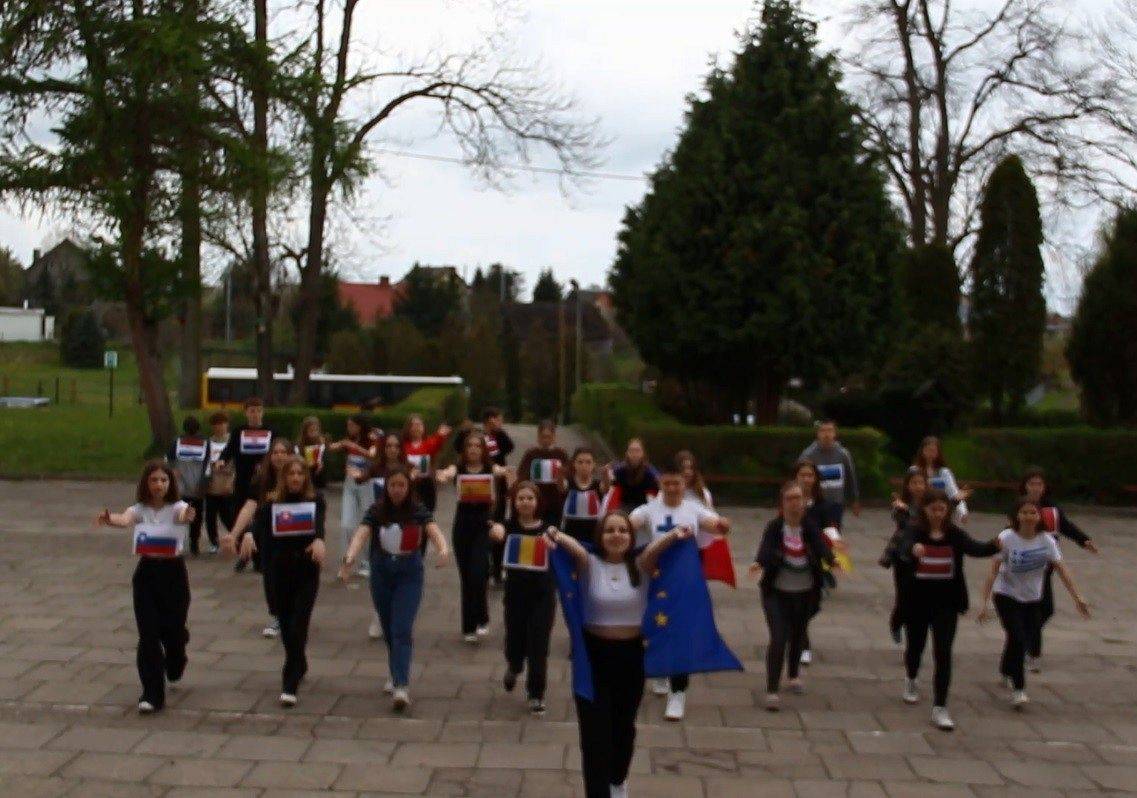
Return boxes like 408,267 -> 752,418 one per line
453,516 -> 490,634
575,633 -> 645,798
762,589 -> 811,692
904,601 -> 958,706
503,574 -> 556,699
270,549 -> 320,694
995,593 -> 1042,691
132,558 -> 190,709
203,494 -> 233,546
1032,567 -> 1056,658
184,497 -> 204,552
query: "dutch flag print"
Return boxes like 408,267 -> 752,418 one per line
240,429 -> 272,455
176,436 -> 207,461
272,502 -> 316,537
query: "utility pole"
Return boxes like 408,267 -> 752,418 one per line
570,279 -> 582,422
557,294 -> 566,425
224,267 -> 233,343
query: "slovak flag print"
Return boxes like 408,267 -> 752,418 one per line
563,489 -> 601,519
530,459 -> 563,484
272,502 -> 316,537
915,544 -> 954,579
239,429 -> 272,455
175,436 -> 207,461
457,473 -> 494,504
503,534 -> 549,571
378,522 -> 421,555
1040,506 -> 1060,533
133,525 -> 180,557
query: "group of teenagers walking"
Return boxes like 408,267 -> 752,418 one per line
97,400 -> 1098,798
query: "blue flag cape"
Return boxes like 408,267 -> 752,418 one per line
550,539 -> 741,702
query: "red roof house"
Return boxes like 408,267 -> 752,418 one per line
338,275 -> 402,325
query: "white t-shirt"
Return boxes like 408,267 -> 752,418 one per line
583,553 -> 649,627
129,501 -> 190,558
994,528 -> 1062,603
629,496 -> 718,548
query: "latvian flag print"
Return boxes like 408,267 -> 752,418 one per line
272,502 -> 316,537
1040,506 -> 1060,534
563,489 -> 601,519
134,529 -> 180,557
457,474 -> 494,504
379,522 -> 421,555
915,544 -> 954,579
239,428 -> 272,455
530,458 -> 563,484
175,436 -> 207,461
504,533 -> 549,571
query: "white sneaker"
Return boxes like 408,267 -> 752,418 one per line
463,633 -> 478,644
392,688 -> 411,711
476,624 -> 490,638
650,678 -> 669,697
903,678 -> 919,705
357,562 -> 371,578
383,679 -> 394,695
279,692 -> 297,708
931,705 -> 955,731
664,691 -> 686,721
368,617 -> 382,640
610,783 -> 628,798
764,692 -> 780,712
799,649 -> 812,666
1012,690 -> 1030,709
262,618 -> 280,638
1026,655 -> 1041,674
137,700 -> 156,714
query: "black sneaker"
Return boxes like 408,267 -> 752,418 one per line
234,559 -> 247,573
503,670 -> 518,692
528,698 -> 546,716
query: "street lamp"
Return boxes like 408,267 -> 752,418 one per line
570,279 -> 582,420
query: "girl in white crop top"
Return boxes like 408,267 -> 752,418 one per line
546,510 -> 693,640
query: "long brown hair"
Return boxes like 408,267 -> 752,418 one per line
1017,466 -> 1050,500
298,416 -> 324,447
913,488 -> 952,532
509,480 -> 545,521
135,460 -> 180,505
899,470 -> 929,506
267,456 -> 316,503
791,458 -> 824,505
370,467 -> 421,526
369,431 -> 409,479
458,430 -> 489,470
913,436 -> 946,471
252,436 -> 294,502
593,510 -> 641,587
675,449 -> 708,502
1009,498 -> 1043,533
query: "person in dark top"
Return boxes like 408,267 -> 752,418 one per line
1016,468 -> 1099,670
517,419 -> 570,527
750,481 -> 834,712
218,396 -> 277,571
879,470 -> 930,644
250,457 -> 326,707
455,408 -> 516,584
490,480 -> 557,715
896,489 -> 999,731
295,416 -> 328,491
791,458 -> 840,665
604,437 -> 660,512
560,447 -> 609,543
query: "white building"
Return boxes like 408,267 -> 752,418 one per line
0,306 -> 55,341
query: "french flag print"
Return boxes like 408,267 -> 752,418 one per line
563,489 -> 601,519
175,436 -> 207,461
379,523 -> 421,555
915,544 -> 954,579
239,429 -> 272,455
272,502 -> 316,537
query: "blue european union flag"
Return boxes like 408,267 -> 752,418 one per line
550,545 -> 596,701
643,537 -> 742,677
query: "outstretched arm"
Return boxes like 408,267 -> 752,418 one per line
545,527 -> 589,571
95,507 -> 138,528
1053,561 -> 1091,618
637,526 -> 694,575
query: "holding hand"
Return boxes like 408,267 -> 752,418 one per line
337,555 -> 355,582
747,562 -> 763,579
976,604 -> 990,624
434,548 -> 450,568
94,509 -> 111,527
911,543 -> 926,558
1073,595 -> 1091,618
671,525 -> 694,542
1084,540 -> 1099,555
306,538 -> 326,566
239,533 -> 257,561
219,533 -> 237,556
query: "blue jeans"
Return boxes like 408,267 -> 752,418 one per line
368,551 -> 424,687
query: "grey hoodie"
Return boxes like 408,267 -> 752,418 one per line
799,441 -> 859,506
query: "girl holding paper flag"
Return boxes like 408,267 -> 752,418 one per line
517,419 -> 570,527
548,512 -> 739,798
561,447 -> 609,543
436,432 -> 512,643
401,414 -> 452,512
95,461 -> 196,715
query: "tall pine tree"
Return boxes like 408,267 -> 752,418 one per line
1067,207 -> 1137,426
968,155 -> 1046,422
609,0 -> 902,422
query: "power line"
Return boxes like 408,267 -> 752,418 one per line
372,147 -> 648,182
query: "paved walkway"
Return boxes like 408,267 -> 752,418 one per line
1,429 -> 1136,796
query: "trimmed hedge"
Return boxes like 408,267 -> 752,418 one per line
187,387 -> 467,482
573,384 -> 891,502
944,427 -> 1137,503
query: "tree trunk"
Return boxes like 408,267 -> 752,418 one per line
251,0 -> 274,403
288,182 -> 329,405
753,377 -> 781,425
177,142 -> 203,409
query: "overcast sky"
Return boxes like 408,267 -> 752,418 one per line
0,0 -> 1122,306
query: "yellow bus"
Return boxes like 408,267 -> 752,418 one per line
201,367 -> 465,411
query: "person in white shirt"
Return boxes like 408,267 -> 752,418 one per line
978,499 -> 1090,708
627,462 -> 731,720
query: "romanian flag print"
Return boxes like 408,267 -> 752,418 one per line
133,527 -> 180,557
915,544 -> 954,579
271,502 -> 316,537
1040,506 -> 1060,534
503,534 -> 549,571
239,428 -> 272,455
530,459 -> 563,484
563,489 -> 602,519
378,522 -> 422,555
175,436 -> 207,461
303,444 -> 325,469
457,473 -> 494,504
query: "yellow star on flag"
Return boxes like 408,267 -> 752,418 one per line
654,612 -> 669,628
656,590 -> 668,599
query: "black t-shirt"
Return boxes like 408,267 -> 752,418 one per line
221,425 -> 277,495
253,493 -> 326,557
612,462 -> 659,511
503,517 -> 554,586
560,478 -> 606,543
361,502 -> 434,555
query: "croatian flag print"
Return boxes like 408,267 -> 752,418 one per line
378,522 -> 421,555
915,544 -> 954,579
457,474 -> 494,504
817,463 -> 844,490
530,459 -> 563,484
272,502 -> 316,537
503,534 -> 549,571
134,527 -> 180,557
239,429 -> 272,455
563,489 -> 601,519
175,436 -> 207,461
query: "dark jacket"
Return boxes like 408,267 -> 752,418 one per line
879,506 -> 913,569
897,523 -> 998,615
754,516 -> 834,597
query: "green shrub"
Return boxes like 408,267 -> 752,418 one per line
574,384 -> 890,501
59,308 -> 105,368
943,427 -> 1137,503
